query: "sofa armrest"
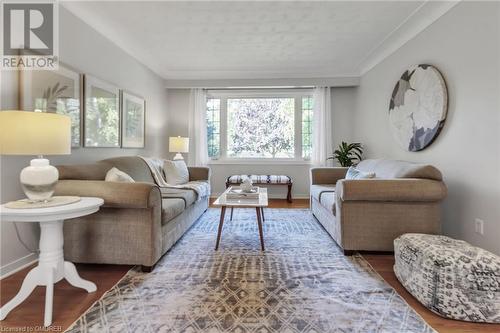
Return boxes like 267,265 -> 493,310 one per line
336,179 -> 447,202
188,167 -> 211,181
54,180 -> 161,209
310,167 -> 348,185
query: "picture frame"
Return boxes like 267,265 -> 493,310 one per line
20,64 -> 83,147
121,91 -> 146,148
83,75 -> 120,148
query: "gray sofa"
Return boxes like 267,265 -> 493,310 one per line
310,159 -> 447,254
54,156 -> 210,271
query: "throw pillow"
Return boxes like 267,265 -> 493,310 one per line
163,160 -> 189,185
105,167 -> 135,182
345,166 -> 376,180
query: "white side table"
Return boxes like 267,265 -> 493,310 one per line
0,197 -> 104,327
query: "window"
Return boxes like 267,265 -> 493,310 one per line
206,98 -> 220,157
206,90 -> 313,161
301,96 -> 313,159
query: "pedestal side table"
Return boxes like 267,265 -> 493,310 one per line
0,197 -> 104,327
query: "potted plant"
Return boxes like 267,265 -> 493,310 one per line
327,141 -> 363,167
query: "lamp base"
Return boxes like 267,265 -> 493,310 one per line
20,158 -> 59,202
173,153 -> 184,160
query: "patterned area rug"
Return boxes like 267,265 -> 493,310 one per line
67,209 -> 435,333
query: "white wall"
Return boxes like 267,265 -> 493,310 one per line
0,7 -> 169,276
353,2 -> 500,254
166,87 -> 357,198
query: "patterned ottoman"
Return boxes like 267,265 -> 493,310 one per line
394,233 -> 500,323
226,174 -> 292,202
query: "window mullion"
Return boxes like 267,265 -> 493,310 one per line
294,97 -> 302,160
220,97 -> 228,159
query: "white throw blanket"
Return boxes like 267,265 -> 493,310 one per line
140,156 -> 210,200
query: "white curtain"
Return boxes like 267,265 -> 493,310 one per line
311,87 -> 333,166
188,88 -> 209,166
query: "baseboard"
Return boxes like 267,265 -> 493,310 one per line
0,253 -> 38,279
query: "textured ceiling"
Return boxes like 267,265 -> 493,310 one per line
62,1 -> 425,80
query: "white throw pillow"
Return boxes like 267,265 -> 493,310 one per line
105,167 -> 135,182
163,160 -> 189,185
345,166 -> 376,180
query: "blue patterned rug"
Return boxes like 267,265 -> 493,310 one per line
67,208 -> 435,333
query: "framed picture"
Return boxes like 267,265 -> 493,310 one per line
21,64 -> 82,147
121,91 -> 145,148
83,75 -> 120,148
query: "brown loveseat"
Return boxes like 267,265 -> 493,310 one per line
54,156 -> 210,271
310,159 -> 447,254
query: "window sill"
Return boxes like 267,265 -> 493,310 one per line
208,159 -> 312,166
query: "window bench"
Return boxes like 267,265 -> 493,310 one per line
226,175 -> 293,203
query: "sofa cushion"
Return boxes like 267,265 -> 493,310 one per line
310,184 -> 336,202
164,160 -> 189,185
57,162 -> 110,180
160,187 -> 197,207
345,166 -> 376,180
161,198 -> 185,225
105,167 -> 135,183
101,156 -> 156,183
319,191 -> 336,216
357,159 -> 442,180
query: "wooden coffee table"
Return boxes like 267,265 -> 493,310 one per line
212,187 -> 268,251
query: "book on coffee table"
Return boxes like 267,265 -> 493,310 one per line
226,186 -> 260,199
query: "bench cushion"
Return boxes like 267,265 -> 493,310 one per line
227,175 -> 291,184
394,233 -> 500,323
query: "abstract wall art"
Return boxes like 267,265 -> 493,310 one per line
389,64 -> 448,152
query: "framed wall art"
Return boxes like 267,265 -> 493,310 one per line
389,64 -> 448,152
121,91 -> 145,148
21,64 -> 83,147
83,75 -> 120,148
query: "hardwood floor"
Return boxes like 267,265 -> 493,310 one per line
0,263 -> 130,332
1,199 -> 498,332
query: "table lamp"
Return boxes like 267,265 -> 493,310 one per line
169,136 -> 189,160
0,111 -> 71,202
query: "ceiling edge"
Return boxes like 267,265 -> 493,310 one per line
358,0 -> 461,76
164,77 -> 360,89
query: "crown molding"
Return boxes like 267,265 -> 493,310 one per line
358,0 -> 461,76
165,77 -> 360,89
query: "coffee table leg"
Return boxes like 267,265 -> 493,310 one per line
256,207 -> 265,251
230,207 -> 234,221
215,206 -> 227,250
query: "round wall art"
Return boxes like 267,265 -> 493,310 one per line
388,64 -> 448,152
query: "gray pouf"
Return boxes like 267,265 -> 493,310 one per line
394,233 -> 500,323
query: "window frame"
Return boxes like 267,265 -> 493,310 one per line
206,89 -> 313,164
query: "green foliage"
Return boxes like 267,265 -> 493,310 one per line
125,101 -> 143,138
227,98 -> 294,158
328,141 -> 363,167
85,97 -> 119,147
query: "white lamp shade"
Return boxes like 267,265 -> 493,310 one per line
169,136 -> 189,153
0,111 -> 71,155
